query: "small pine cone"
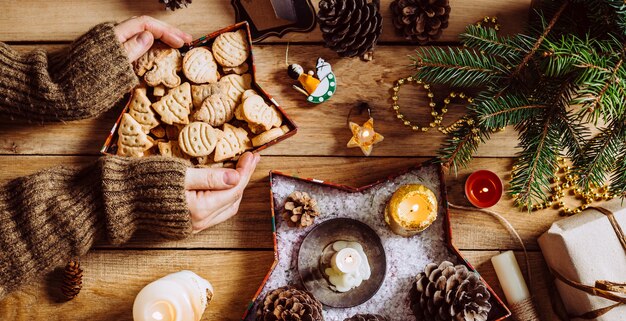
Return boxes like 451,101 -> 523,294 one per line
318,0 -> 383,59
390,0 -> 451,44
159,0 -> 192,10
282,191 -> 320,228
344,314 -> 388,321
409,261 -> 491,321
61,260 -> 83,300
256,286 -> 324,321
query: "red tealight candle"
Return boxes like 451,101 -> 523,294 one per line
465,170 -> 503,208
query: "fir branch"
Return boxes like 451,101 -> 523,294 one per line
472,93 -> 545,129
460,25 -> 526,62
610,143 -> 626,197
438,119 -> 489,172
512,0 -> 570,79
411,47 -> 502,87
574,124 -> 624,189
510,113 -> 561,208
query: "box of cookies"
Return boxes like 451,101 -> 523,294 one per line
101,22 -> 297,165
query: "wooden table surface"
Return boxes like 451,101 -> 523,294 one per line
0,1 -> 568,320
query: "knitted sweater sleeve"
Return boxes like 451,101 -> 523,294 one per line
0,156 -> 193,298
0,23 -> 138,121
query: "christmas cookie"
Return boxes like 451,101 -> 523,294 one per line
178,122 -> 223,157
193,93 -> 236,127
220,74 -> 252,102
182,47 -> 220,84
128,88 -> 159,133
144,48 -> 182,88
157,140 -> 188,159
251,125 -> 289,147
223,62 -> 249,75
150,125 -> 166,138
134,42 -> 168,76
214,123 -> 251,162
236,94 -> 282,133
117,114 -> 154,157
191,83 -> 229,109
212,30 -> 250,67
153,85 -> 166,97
152,82 -> 192,125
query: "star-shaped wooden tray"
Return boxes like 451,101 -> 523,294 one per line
242,161 -> 510,321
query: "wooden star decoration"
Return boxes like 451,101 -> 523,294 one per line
347,118 -> 384,156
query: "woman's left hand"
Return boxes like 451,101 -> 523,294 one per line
114,15 -> 193,62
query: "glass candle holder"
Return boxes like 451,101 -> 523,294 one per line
464,170 -> 503,208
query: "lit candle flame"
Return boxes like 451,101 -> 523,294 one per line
361,129 -> 371,138
481,187 -> 489,193
151,311 -> 164,321
411,204 -> 419,212
345,255 -> 354,263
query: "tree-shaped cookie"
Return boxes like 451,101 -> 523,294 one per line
193,93 -> 236,126
178,122 -> 223,157
152,82 -> 192,125
117,114 -> 154,157
215,123 -> 251,162
183,47 -> 220,84
219,74 -> 252,102
128,88 -> 159,133
212,30 -> 250,67
144,48 -> 182,88
191,83 -> 229,109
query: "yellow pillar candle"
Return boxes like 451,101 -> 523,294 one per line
491,251 -> 530,304
385,184 -> 438,237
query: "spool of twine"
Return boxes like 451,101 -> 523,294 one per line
510,297 -> 541,321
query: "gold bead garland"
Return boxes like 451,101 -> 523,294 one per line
391,76 -> 472,134
514,157 -> 615,215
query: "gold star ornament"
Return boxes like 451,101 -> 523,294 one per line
347,118 -> 384,156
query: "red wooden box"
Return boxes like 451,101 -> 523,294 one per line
101,22 -> 297,157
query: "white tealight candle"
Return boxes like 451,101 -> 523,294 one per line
331,247 -> 362,274
133,271 -> 214,321
491,251 -> 530,304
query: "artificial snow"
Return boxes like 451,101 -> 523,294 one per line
245,165 -> 460,321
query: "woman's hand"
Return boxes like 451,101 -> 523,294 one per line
113,16 -> 193,62
185,152 -> 260,232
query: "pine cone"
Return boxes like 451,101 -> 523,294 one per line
318,0 -> 383,60
410,261 -> 492,321
61,260 -> 83,300
256,286 -> 324,321
344,314 -> 388,321
159,0 -> 192,10
282,191 -> 320,228
390,0 -> 451,44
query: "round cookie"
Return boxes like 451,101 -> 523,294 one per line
178,122 -> 223,157
212,30 -> 250,67
183,47 -> 220,84
251,126 -> 289,147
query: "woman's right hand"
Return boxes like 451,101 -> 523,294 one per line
184,152 -> 260,232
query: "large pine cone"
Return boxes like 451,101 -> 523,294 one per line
282,191 -> 320,228
344,314 -> 388,321
390,0 -> 451,44
61,260 -> 83,300
318,0 -> 383,59
256,286 -> 324,321
410,261 -> 492,321
159,0 -> 191,10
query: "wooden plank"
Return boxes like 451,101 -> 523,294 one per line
0,0 -> 531,43
0,250 -> 560,320
1,44 -> 522,157
0,156 -> 570,251
0,250 -> 275,321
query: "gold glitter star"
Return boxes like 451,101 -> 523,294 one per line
347,118 -> 384,156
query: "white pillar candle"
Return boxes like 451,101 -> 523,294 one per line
133,271 -> 214,321
331,247 -> 362,274
491,251 -> 530,304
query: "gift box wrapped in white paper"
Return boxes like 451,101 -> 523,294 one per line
538,199 -> 626,321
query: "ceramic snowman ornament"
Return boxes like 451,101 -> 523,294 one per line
288,57 -> 337,104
